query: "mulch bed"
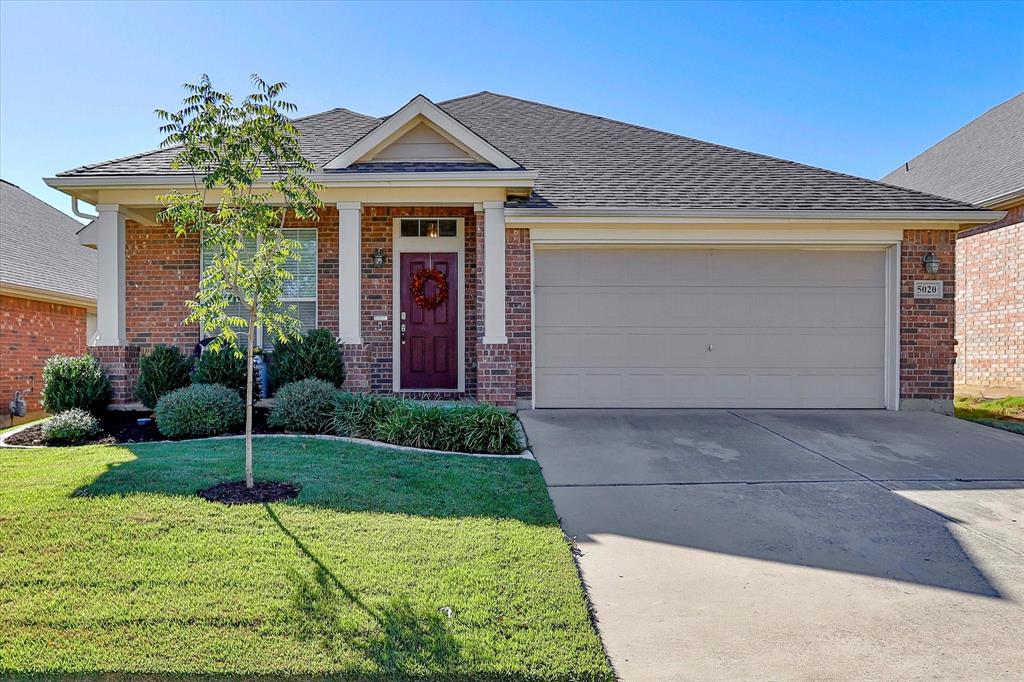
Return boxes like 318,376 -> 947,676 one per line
3,408 -> 276,447
198,480 -> 300,504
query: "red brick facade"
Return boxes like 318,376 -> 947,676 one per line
100,206 -> 515,404
92,211 -> 965,410
0,294 -> 89,416
900,229 -> 956,405
955,201 -> 1024,392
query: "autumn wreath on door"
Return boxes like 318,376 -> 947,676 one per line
410,268 -> 449,310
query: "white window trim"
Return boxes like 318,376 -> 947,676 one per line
391,217 -> 466,393
199,228 -> 319,349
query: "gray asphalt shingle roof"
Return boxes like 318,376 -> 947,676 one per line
881,92 -> 1024,207
0,180 -> 97,302
57,92 -> 979,212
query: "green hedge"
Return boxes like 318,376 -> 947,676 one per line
41,355 -> 112,414
135,345 -> 193,409
268,379 -> 337,434
155,384 -> 245,439
331,393 -> 523,455
269,328 -> 346,391
193,346 -> 248,396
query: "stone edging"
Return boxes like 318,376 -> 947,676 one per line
0,418 -> 535,460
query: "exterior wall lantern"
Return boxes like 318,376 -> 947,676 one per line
923,252 -> 940,274
373,248 -> 386,268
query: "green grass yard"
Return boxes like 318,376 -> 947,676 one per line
954,395 -> 1024,435
0,437 -> 611,680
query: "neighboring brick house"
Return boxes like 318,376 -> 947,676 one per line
883,92 -> 1023,395
45,93 -> 1001,413
0,179 -> 97,425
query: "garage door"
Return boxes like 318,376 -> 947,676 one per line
534,248 -> 886,408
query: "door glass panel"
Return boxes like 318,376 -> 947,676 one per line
400,219 -> 421,237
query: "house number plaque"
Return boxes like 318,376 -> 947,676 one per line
913,281 -> 944,299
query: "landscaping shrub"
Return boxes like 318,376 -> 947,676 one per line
193,346 -> 248,396
331,392 -> 400,440
42,408 -> 101,445
445,404 -> 524,454
331,394 -> 524,454
135,345 -> 194,409
268,379 -> 338,433
41,354 -> 112,414
154,384 -> 245,439
269,328 -> 346,391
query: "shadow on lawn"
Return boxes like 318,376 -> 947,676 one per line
265,505 -> 464,675
73,438 -> 554,525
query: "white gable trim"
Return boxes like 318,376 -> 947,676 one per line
324,95 -> 520,170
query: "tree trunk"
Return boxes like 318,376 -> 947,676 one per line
244,304 -> 256,489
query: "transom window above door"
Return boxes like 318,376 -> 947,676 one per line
400,218 -> 458,238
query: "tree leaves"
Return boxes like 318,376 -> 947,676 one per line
155,74 -> 324,355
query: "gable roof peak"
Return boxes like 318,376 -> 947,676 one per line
324,93 -> 520,170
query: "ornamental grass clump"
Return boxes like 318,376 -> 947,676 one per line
41,354 -> 112,414
268,379 -> 338,434
155,384 -> 245,439
331,393 -> 524,454
42,408 -> 101,446
135,344 -> 194,409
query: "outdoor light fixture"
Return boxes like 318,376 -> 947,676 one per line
923,252 -> 940,274
373,248 -> 386,268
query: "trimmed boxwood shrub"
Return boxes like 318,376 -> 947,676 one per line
331,393 -> 523,454
42,408 -> 101,445
154,383 -> 245,439
193,346 -> 248,396
269,328 -> 345,391
41,354 -> 112,414
135,345 -> 193,409
268,379 -> 338,434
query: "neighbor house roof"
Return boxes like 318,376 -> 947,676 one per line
55,91 -> 982,213
0,180 -> 97,304
881,92 -> 1024,208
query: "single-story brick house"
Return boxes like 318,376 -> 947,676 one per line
44,93 -> 1002,412
1,179 -> 97,425
883,92 -> 1023,395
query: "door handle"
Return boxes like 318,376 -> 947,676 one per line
708,344 -> 713,351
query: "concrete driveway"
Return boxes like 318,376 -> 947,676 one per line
519,409 -> 1024,681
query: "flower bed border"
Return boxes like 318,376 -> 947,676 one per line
0,417 -> 534,460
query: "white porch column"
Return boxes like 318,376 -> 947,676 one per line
94,204 -> 127,346
337,202 -> 363,344
482,201 -> 508,344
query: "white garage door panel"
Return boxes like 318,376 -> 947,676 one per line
534,248 -> 886,408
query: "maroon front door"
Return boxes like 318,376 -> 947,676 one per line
400,252 -> 458,390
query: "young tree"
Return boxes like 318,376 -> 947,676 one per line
156,75 -> 322,489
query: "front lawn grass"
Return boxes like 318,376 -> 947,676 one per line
954,395 -> 1024,435
0,438 -> 611,680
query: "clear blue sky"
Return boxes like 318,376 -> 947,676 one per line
2,0 -> 1021,218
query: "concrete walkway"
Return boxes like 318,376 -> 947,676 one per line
520,409 -> 1024,681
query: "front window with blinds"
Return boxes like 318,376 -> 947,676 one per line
200,228 -> 318,350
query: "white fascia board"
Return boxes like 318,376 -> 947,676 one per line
504,207 -> 1005,224
0,282 -> 96,310
324,95 -> 520,170
981,187 -> 1024,210
45,170 -> 537,190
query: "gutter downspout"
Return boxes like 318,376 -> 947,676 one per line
72,197 -> 98,221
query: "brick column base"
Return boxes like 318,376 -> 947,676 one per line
92,345 -> 140,405
341,344 -> 372,392
476,344 -> 515,408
